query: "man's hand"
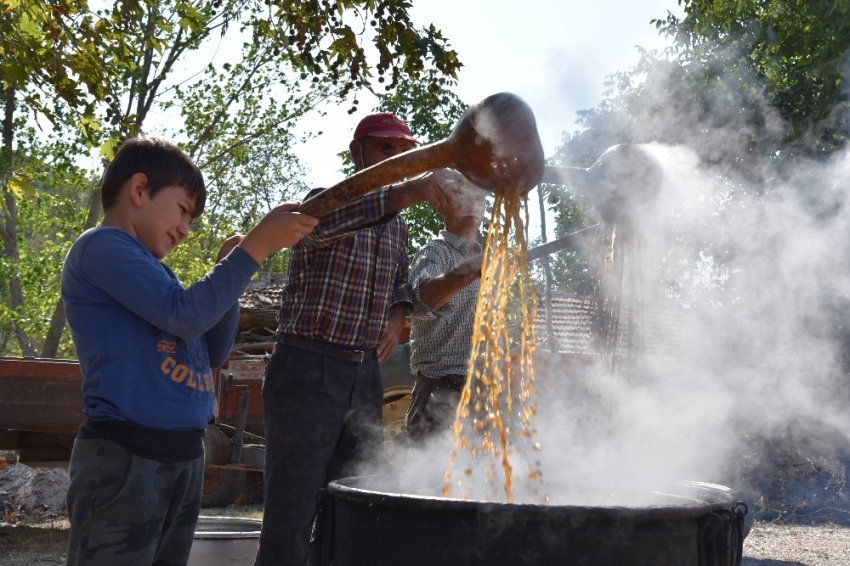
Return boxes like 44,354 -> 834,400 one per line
385,168 -> 464,214
419,254 -> 484,311
377,304 -> 407,363
421,168 -> 458,211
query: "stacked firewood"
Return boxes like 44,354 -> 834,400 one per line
232,274 -> 287,356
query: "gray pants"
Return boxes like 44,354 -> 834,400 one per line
65,437 -> 204,566
255,342 -> 383,566
405,373 -> 463,441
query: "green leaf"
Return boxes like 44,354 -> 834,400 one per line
6,175 -> 37,198
18,10 -> 42,38
1,62 -> 28,89
99,138 -> 120,159
177,4 -> 204,34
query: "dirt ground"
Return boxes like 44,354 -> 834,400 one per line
3,453 -> 850,565
0,504 -> 263,566
3,513 -> 850,565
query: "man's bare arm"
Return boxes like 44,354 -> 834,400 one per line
419,255 -> 483,311
385,170 -> 453,214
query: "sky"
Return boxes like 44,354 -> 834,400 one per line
296,0 -> 684,189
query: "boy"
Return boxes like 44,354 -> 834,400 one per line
61,137 -> 317,566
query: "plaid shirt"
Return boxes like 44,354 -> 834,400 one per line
409,230 -> 482,377
276,187 -> 412,348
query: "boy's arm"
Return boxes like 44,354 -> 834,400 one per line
76,204 -> 315,341
79,230 -> 258,340
204,236 -> 245,366
205,303 -> 239,368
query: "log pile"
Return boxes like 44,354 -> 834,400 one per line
233,274 -> 286,356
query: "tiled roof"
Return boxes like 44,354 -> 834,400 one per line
239,273 -> 286,311
535,293 -> 736,363
237,282 -> 735,364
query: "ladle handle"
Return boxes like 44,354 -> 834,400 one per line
295,141 -> 455,217
462,224 -> 600,284
526,224 -> 599,261
540,165 -> 589,187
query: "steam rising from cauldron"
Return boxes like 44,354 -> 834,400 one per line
355,70 -> 850,510
531,141 -> 850,502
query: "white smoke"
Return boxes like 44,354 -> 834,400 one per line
379,146 -> 850,508
531,139 -> 850,503
353,50 -> 850,512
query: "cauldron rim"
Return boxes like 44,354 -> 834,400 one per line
326,475 -> 737,524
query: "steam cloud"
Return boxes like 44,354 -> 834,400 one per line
359,54 -> 850,509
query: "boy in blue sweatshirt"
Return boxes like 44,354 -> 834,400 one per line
61,137 -> 317,566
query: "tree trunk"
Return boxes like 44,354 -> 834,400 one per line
40,182 -> 102,358
2,86 -> 35,356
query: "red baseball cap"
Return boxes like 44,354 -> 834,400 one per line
352,112 -> 418,143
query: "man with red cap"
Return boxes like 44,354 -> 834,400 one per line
255,112 -> 450,566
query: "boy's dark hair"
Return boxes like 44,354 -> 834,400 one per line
101,137 -> 206,217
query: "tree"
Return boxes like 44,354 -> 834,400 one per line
655,0 -> 850,157
0,0 -> 462,357
0,128 -> 93,358
550,0 -> 850,195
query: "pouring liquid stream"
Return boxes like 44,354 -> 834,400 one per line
444,190 -> 543,503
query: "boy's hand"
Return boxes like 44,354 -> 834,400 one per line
266,202 -> 319,249
239,203 -> 319,264
216,235 -> 244,263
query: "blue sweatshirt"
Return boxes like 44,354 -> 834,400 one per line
61,227 -> 258,433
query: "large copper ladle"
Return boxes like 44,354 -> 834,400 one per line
541,144 -> 663,225
295,92 -> 546,217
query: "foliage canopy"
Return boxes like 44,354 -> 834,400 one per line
0,0 -> 463,356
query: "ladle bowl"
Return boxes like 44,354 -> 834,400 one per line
296,92 -> 545,217
542,144 -> 663,224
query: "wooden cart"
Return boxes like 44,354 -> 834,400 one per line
0,345 -> 414,508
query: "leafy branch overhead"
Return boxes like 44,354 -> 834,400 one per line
2,1 -> 462,149
0,0 -> 464,357
653,0 -> 850,153
262,0 -> 462,109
